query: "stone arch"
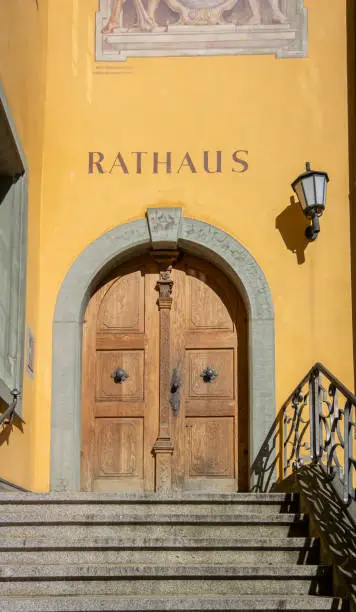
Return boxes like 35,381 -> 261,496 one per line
51,210 -> 275,491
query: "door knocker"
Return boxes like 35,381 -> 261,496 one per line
111,368 -> 129,384
200,366 -> 218,383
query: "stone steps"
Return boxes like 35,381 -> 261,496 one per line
0,492 -> 346,611
0,580 -> 331,597
0,536 -> 320,565
0,513 -> 309,539
0,595 -> 347,611
0,492 -> 300,503
0,564 -> 329,578
0,563 -> 332,596
0,503 -> 298,516
0,493 -> 299,515
0,512 -> 309,523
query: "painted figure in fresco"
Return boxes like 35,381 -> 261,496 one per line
247,0 -> 287,24
101,0 -> 155,31
102,0 -> 287,32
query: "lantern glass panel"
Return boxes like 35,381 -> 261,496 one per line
294,181 -> 307,210
302,175 -> 317,208
315,174 -> 327,207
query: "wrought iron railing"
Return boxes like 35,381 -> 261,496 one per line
283,363 -> 356,505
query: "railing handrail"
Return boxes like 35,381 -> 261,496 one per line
283,362 -> 356,505
314,362 -> 356,405
283,362 -> 356,409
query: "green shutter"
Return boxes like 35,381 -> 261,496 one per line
0,85 -> 28,415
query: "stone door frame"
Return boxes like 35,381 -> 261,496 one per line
51,208 -> 275,492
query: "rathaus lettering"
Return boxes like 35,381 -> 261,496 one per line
88,150 -> 249,174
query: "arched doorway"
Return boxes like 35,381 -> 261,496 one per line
81,253 -> 248,492
51,210 -> 275,492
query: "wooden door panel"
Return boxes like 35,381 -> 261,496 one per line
95,403 -> 145,418
93,415 -> 144,492
187,349 -> 234,399
185,401 -> 235,417
185,417 -> 235,477
81,256 -> 159,493
184,331 -> 236,349
95,350 -> 144,401
187,269 -> 233,331
95,418 -> 144,477
171,256 -> 241,493
96,334 -> 145,350
97,270 -> 144,333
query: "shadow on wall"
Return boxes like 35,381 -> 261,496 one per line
276,196 -> 309,264
250,407 -> 284,492
0,396 -> 24,447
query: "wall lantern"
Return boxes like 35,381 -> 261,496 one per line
292,162 -> 329,241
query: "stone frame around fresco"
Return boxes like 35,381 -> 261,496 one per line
95,0 -> 307,61
51,209 -> 275,492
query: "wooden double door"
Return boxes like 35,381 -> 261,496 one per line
81,253 -> 248,493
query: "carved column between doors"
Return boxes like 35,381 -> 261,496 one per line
151,250 -> 179,493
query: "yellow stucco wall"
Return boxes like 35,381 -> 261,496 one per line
0,0 -> 48,489
0,0 -> 353,491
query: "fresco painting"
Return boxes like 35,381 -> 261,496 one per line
96,0 -> 307,60
101,0 -> 287,32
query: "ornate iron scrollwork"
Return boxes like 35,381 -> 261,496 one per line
111,368 -> 129,384
200,366 -> 219,383
170,368 -> 181,416
283,362 -> 356,505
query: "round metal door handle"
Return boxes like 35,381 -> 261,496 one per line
111,368 -> 129,384
200,366 -> 218,383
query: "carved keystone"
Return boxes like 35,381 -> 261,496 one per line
147,208 -> 182,250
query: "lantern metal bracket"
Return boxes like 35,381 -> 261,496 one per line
305,212 -> 320,241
